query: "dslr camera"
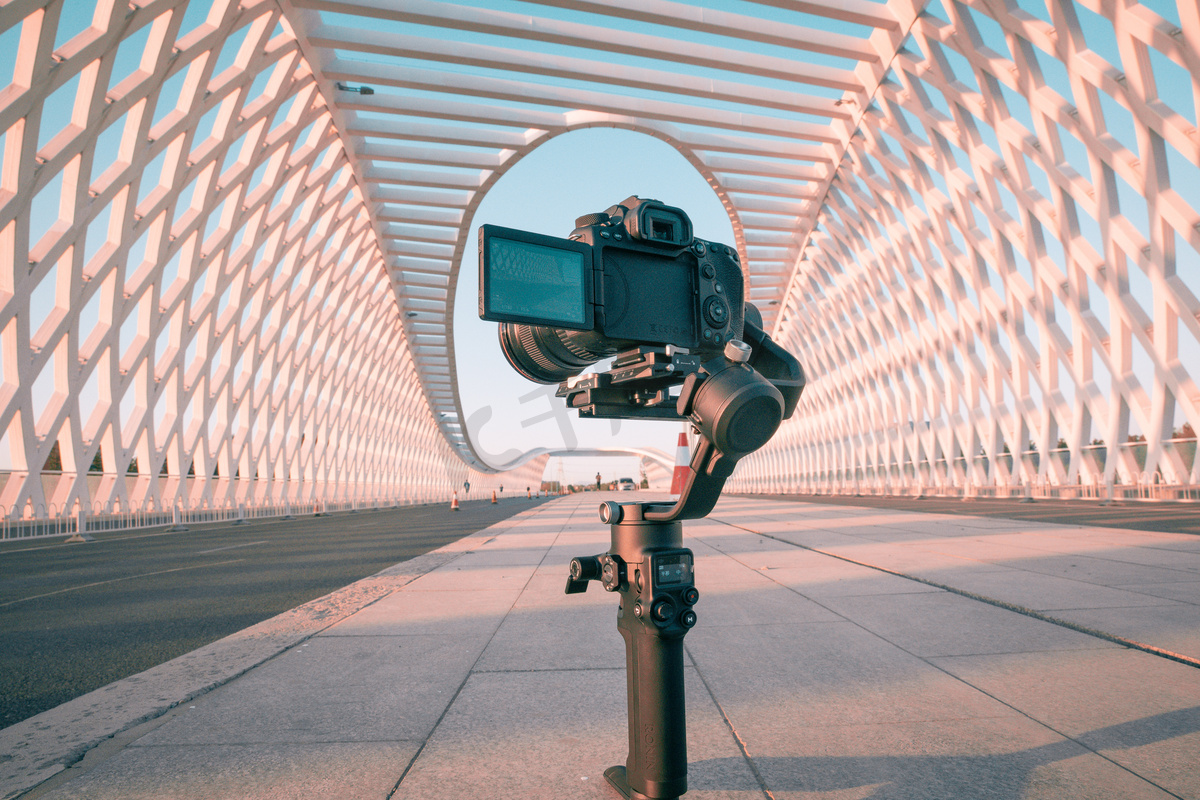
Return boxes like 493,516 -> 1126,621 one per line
479,196 -> 745,386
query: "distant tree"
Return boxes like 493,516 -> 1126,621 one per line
89,448 -> 103,473
127,458 -> 139,474
1055,438 -> 1068,449
1173,422 -> 1196,440
43,441 -> 62,471
1127,434 -> 1147,443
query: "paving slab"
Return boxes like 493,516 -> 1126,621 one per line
127,634 -> 483,745
8,493 -> 1200,800
928,649 -> 1200,799
816,590 -> 1121,658
37,741 -> 420,800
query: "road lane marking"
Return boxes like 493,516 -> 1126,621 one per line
0,559 -> 245,607
197,540 -> 268,554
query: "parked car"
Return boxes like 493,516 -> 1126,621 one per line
617,477 -> 637,491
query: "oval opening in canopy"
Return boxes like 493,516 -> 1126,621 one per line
454,127 -> 737,474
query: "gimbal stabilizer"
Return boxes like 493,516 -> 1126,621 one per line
562,318 -> 803,800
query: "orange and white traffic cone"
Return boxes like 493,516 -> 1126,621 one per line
450,492 -> 460,511
670,430 -> 691,497
491,490 -> 498,504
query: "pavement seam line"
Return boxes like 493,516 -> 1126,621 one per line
712,517 -> 1200,672
20,552 -> 471,798
384,500 -> 575,799
683,642 -> 776,800
699,518 -> 1193,800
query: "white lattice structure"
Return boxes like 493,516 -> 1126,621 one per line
0,0 -> 543,529
730,0 -> 1200,501
1,0 -> 1198,530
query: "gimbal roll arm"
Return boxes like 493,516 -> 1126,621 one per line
642,322 -> 804,523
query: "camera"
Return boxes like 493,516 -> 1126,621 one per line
478,196 -> 745,384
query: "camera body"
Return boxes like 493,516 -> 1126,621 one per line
479,196 -> 745,384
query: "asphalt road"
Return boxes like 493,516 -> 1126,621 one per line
740,493 -> 1200,536
0,496 -> 554,729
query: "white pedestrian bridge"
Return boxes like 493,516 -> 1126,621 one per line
1,0 -> 1197,533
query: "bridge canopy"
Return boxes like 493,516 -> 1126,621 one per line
1,0 -> 1198,521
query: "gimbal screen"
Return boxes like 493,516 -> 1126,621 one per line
485,236 -> 587,327
655,553 -> 692,586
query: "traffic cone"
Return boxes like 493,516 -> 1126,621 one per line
450,492 -> 460,511
670,430 -> 691,497
491,490 -> 498,504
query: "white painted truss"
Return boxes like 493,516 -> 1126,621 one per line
1,0 -> 1197,528
0,0 -> 543,527
730,0 -> 1200,501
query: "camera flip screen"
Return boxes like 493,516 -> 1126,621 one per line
480,225 -> 593,330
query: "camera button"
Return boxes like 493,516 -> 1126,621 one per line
702,264 -> 715,279
714,282 -> 724,294
704,296 -> 728,328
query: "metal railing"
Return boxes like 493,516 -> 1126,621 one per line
0,494 -> 438,541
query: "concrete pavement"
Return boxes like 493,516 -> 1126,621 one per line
4,494 -> 1199,799
0,497 -> 554,727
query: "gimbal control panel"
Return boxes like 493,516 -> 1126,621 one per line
566,548 -> 699,637
629,549 -> 698,636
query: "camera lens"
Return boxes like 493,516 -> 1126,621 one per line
497,323 -> 612,384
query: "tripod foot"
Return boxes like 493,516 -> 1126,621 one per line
604,766 -> 633,799
603,766 -> 677,800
